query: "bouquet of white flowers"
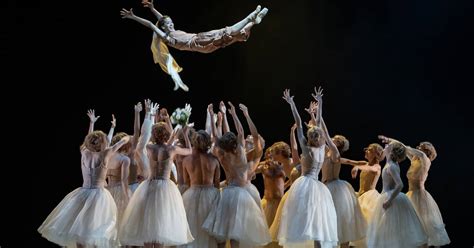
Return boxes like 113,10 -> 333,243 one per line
170,104 -> 192,127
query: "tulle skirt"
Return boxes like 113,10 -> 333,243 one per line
106,184 -> 131,225
38,187 -> 118,248
179,185 -> 220,248
202,185 -> 271,247
350,189 -> 380,247
407,189 -> 450,246
119,178 -> 194,246
277,176 -> 338,248
129,182 -> 140,193
366,192 -> 427,248
326,179 -> 367,243
262,197 -> 281,227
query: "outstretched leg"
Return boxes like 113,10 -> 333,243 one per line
228,5 -> 261,35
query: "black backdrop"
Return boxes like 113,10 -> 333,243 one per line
9,0 -> 474,246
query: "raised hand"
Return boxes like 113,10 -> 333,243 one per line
135,102 -> 143,112
141,0 -> 153,8
305,101 -> 318,114
219,101 -> 227,113
207,103 -> 214,115
111,114 -> 116,128
282,89 -> 294,104
87,109 -> 100,123
150,102 -> 159,114
120,8 -> 135,19
217,111 -> 223,123
291,123 -> 297,132
239,103 -> 249,117
227,102 -> 236,115
311,86 -> 324,103
144,99 -> 151,113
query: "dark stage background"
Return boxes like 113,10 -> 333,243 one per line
9,0 -> 474,246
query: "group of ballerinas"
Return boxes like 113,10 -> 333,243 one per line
38,87 -> 450,248
119,0 -> 269,91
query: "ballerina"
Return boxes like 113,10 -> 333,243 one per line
366,139 -> 427,247
275,88 -> 338,248
38,113 -> 130,248
378,136 -> 450,247
120,1 -> 268,91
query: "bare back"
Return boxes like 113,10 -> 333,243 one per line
175,153 -> 186,185
105,153 -> 130,186
147,144 -> 174,179
183,150 -> 220,187
321,150 -> 341,183
216,145 -> 249,186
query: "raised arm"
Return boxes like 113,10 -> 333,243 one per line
208,104 -> 219,144
120,8 -> 168,40
289,124 -> 301,165
131,102 -> 142,151
304,101 -> 318,127
159,108 -> 173,133
142,0 -> 164,20
220,101 -> 230,134
378,135 -> 423,160
107,114 -> 116,145
135,100 -> 158,179
216,112 -> 223,138
87,109 -> 100,134
311,87 -> 323,127
213,161 -> 221,189
282,89 -> 309,156
228,102 -> 245,146
240,104 -> 262,159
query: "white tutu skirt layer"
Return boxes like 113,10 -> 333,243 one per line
179,185 -> 220,248
367,192 -> 427,248
119,179 -> 193,246
106,184 -> 131,225
326,179 -> 367,243
202,185 -> 271,247
277,176 -> 338,248
38,187 -> 118,248
407,189 -> 450,246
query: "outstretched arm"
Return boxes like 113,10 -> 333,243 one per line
282,89 -> 309,156
120,8 -> 168,40
378,135 -> 423,160
220,101 -> 230,134
142,0 -> 164,20
121,157 -> 131,200
340,158 -> 367,166
107,114 -> 116,145
208,104 -> 218,144
132,102 -> 142,151
240,104 -> 262,158
228,102 -> 245,146
87,109 -> 100,134
304,101 -> 318,127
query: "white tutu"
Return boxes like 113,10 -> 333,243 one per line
202,186 -> 271,247
367,192 -> 427,248
129,182 -> 140,193
38,187 -> 118,248
179,185 -> 220,248
245,182 -> 263,209
106,184 -> 131,226
277,176 -> 338,248
350,189 -> 380,247
358,189 -> 380,222
407,189 -> 450,246
119,179 -> 194,246
326,179 -> 367,243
